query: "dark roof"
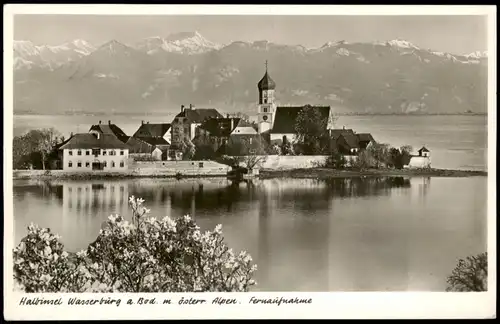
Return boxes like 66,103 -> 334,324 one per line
59,133 -> 129,150
271,105 -> 331,134
258,71 -> 276,90
216,134 -> 265,156
133,123 -> 171,138
126,137 -> 154,154
357,133 -> 375,143
330,128 -> 355,140
419,146 -> 430,152
140,137 -> 170,146
89,123 -> 128,143
198,117 -> 255,137
174,108 -> 223,123
126,136 -> 170,154
340,133 -> 360,149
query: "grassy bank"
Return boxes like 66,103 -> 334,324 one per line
13,167 -> 487,181
259,167 -> 487,179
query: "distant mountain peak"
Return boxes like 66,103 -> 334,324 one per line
135,31 -> 221,55
385,39 -> 419,49
165,31 -> 203,42
97,40 -> 133,53
465,50 -> 488,59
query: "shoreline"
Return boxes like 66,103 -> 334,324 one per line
12,167 -> 487,181
258,167 -> 487,179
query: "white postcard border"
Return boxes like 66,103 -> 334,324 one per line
3,4 -> 497,320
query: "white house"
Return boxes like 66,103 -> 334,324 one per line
59,133 -> 130,171
406,146 -> 432,169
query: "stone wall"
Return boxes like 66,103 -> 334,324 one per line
129,160 -> 231,176
406,156 -> 431,169
239,155 -> 358,170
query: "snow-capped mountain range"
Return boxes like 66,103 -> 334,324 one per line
13,32 -> 487,70
12,32 -> 488,115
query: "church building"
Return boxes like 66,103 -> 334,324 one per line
256,61 -> 334,143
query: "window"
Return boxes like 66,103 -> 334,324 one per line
120,150 -> 124,156
109,150 -> 114,156
69,150 -> 73,156
86,151 -> 90,156
264,99 -> 267,104
199,162 -> 204,168
249,138 -> 253,145
111,161 -> 115,168
103,151 -> 107,156
77,162 -> 82,167
77,150 -> 82,156
120,161 -> 124,167
68,161 -> 73,168
263,107 -> 268,113
92,149 -> 100,156
85,162 -> 90,167
103,161 -> 107,167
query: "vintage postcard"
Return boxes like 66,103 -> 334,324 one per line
3,4 -> 496,320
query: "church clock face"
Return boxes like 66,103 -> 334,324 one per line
263,115 -> 268,121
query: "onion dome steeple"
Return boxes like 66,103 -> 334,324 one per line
258,60 -> 276,90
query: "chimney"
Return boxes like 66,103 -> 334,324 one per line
147,121 -> 149,124
141,120 -> 144,125
70,132 -> 73,137
343,125 -> 345,130
99,120 -> 101,124
108,120 -> 111,125
181,105 -> 185,113
189,104 -> 193,110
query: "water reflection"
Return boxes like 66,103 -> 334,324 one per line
15,177 -> 415,219
14,175 -> 487,292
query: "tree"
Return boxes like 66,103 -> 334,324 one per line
225,136 -> 268,171
12,128 -> 62,170
325,150 -> 347,169
180,138 -> 196,161
366,142 -> 391,169
446,252 -> 487,292
294,106 -> 331,155
13,197 -> 257,293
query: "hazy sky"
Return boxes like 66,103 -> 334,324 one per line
14,15 -> 487,54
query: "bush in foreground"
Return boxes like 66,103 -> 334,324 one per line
446,252 -> 487,292
13,197 -> 257,293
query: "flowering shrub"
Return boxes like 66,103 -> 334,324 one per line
13,197 -> 257,292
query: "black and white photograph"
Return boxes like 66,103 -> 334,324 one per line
3,4 -> 496,320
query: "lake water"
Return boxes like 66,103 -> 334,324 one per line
13,176 -> 487,292
13,114 -> 488,171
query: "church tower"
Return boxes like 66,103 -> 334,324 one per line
257,61 -> 277,133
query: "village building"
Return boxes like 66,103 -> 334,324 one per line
269,105 -> 332,144
332,130 -> 376,155
255,62 -> 335,145
193,116 -> 263,156
126,137 -> 169,161
58,133 -> 130,171
133,121 -> 172,143
89,120 -> 129,143
127,121 -> 171,160
170,104 -> 223,159
405,146 -> 432,169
